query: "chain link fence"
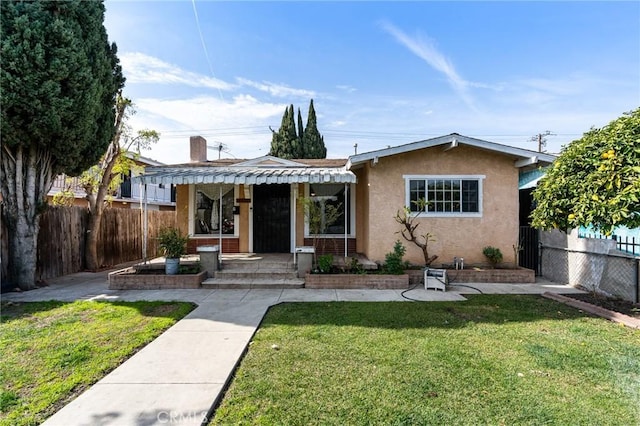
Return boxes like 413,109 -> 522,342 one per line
541,244 -> 639,303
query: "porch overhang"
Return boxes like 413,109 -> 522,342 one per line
134,166 -> 357,186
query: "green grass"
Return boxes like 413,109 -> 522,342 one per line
211,295 -> 640,425
0,300 -> 194,426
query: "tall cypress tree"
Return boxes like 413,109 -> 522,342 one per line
297,108 -> 305,146
269,100 -> 326,159
1,0 -> 123,289
284,104 -> 302,158
302,99 -> 327,158
270,104 -> 303,159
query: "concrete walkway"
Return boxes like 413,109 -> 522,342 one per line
2,271 -> 584,426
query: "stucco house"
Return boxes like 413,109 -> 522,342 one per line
138,134 -> 555,266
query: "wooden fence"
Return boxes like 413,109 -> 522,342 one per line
1,206 -> 176,286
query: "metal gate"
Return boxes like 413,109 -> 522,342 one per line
253,184 -> 291,253
519,226 -> 539,274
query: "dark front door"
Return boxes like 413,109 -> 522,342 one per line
253,184 -> 291,253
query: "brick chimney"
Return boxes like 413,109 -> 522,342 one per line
190,136 -> 207,162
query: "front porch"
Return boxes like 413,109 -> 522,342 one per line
108,253 -> 378,290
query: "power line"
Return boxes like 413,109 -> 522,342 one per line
191,0 -> 224,101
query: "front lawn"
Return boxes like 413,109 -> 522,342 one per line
211,295 -> 640,425
0,300 -> 194,426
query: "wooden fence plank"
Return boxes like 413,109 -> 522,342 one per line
1,206 -> 175,286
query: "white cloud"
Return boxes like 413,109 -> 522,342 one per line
379,21 -> 476,110
120,52 -> 235,91
336,85 -> 357,93
236,77 -> 316,98
128,95 -> 287,163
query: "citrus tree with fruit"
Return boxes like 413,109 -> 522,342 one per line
531,108 -> 640,235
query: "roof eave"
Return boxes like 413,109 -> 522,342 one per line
347,133 -> 557,168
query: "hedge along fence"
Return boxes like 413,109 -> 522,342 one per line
1,206 -> 176,285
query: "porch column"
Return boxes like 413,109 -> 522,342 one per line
218,185 -> 223,258
292,184 -> 297,264
143,183 -> 148,264
344,183 -> 348,258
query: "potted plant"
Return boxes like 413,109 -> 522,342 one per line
157,227 -> 188,275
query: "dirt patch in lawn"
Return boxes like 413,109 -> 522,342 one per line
565,293 -> 640,319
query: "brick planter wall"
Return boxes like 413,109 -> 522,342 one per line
108,268 -> 207,290
187,238 -> 239,254
407,267 -> 535,285
305,273 -> 409,289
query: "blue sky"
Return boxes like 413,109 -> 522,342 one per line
104,1 -> 640,164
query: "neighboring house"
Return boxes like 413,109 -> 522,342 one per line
48,154 -> 176,211
138,134 -> 555,266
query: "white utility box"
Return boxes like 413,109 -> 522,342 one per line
424,268 -> 447,291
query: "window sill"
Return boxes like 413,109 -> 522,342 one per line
191,234 -> 238,238
305,234 -> 356,238
410,212 -> 482,218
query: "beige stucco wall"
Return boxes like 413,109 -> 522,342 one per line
295,184 -> 306,247
362,145 -> 520,266
354,167 -> 369,254
175,185 -> 190,236
238,184 -> 250,252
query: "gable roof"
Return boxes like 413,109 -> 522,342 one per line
346,133 -> 556,169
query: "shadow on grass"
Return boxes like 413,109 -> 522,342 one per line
261,294 -> 592,330
0,300 -> 196,323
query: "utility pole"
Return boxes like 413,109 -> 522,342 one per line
530,130 -> 555,152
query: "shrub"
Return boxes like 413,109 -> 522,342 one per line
483,246 -> 503,268
317,254 -> 334,274
157,227 -> 188,259
383,241 -> 408,275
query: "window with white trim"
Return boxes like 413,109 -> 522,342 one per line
405,175 -> 483,216
306,183 -> 353,235
194,184 -> 235,235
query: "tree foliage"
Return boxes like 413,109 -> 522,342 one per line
269,100 -> 326,159
270,104 -> 301,159
0,0 -> 123,289
531,108 -> 640,235
301,99 -> 327,158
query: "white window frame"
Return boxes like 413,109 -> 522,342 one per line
403,175 -> 484,218
189,184 -> 239,238
304,183 -> 356,238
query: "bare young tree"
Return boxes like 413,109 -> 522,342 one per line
394,199 -> 438,266
82,95 -> 159,271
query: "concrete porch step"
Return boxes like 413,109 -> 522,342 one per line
201,278 -> 305,289
219,261 -> 295,271
214,270 -> 298,280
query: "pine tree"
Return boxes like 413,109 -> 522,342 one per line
302,99 -> 327,158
